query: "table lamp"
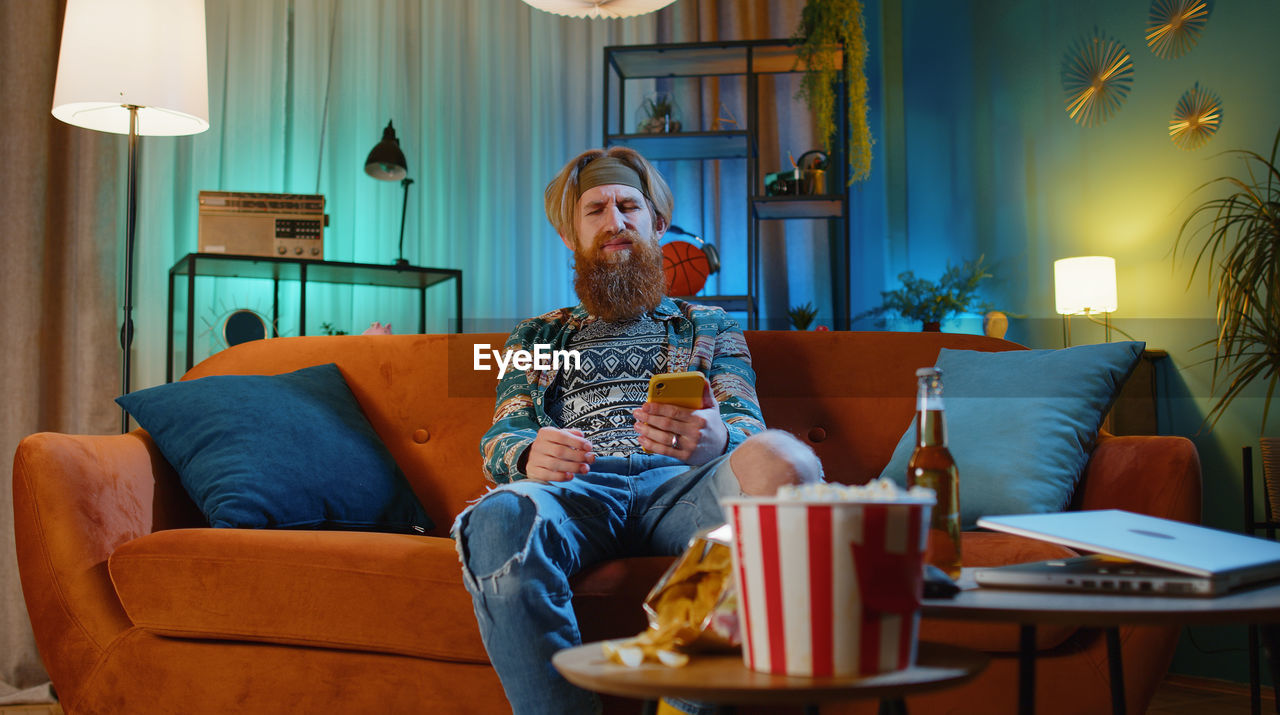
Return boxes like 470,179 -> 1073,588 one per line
364,121 -> 414,268
51,0 -> 210,433
1054,256 -> 1118,347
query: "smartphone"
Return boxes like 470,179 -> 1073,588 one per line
647,371 -> 709,409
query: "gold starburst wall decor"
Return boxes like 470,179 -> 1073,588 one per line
1169,83 -> 1222,150
1147,0 -> 1212,59
1061,29 -> 1135,127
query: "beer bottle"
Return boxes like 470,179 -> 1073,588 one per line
907,367 -> 962,579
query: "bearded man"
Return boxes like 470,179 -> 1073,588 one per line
452,147 -> 822,715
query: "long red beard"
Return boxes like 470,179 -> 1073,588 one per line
573,229 -> 666,322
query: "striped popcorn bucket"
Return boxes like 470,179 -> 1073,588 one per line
723,496 -> 934,678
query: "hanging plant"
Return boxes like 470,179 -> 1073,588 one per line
795,0 -> 873,184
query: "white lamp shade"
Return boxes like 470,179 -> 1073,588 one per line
52,0 -> 210,136
1054,256 -> 1118,315
521,0 -> 678,19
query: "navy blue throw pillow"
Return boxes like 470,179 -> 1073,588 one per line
117,363 -> 432,533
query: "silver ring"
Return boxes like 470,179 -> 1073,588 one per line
670,434 -> 678,449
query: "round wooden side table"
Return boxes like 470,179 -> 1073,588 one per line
553,640 -> 988,713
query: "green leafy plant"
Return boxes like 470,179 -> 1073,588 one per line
1175,125 -> 1280,432
857,257 -> 994,329
319,322 -> 348,336
788,302 -> 819,330
794,0 -> 873,184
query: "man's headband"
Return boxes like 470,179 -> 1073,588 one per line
577,156 -> 647,200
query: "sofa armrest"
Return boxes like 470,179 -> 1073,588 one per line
11,430 -> 202,707
1073,435 -> 1202,523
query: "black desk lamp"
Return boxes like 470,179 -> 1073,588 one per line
364,120 -> 414,268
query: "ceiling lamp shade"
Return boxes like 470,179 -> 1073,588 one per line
51,0 -> 209,136
1054,256 -> 1118,315
521,0 -> 678,19
365,121 -> 408,181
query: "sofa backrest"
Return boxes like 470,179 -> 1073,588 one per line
184,330 -> 1024,535
745,330 -> 1023,485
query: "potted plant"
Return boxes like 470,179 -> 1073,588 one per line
857,256 -> 993,331
636,92 -> 681,134
788,302 -> 819,330
1175,124 -> 1280,434
1175,125 -> 1280,518
794,0 -> 873,184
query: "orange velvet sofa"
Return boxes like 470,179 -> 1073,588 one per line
13,330 -> 1201,714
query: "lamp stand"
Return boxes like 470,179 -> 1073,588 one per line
121,105 -> 141,433
395,177 -> 415,268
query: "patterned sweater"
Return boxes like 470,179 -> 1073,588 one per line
480,297 -> 766,484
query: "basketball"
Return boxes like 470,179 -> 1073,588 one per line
662,240 -> 711,296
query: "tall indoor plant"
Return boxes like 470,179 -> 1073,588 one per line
1175,125 -> 1280,433
1175,124 -> 1280,522
795,0 -> 873,184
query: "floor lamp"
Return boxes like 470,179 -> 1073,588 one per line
51,0 -> 210,433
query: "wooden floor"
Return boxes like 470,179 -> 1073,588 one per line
0,676 -> 1272,714
1148,675 -> 1275,714
0,706 -> 61,715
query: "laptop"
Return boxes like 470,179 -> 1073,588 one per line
973,510 -> 1280,597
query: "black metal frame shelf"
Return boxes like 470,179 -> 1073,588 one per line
606,131 -> 750,161
605,39 -> 842,79
672,294 -> 754,313
166,252 -> 463,381
604,39 -> 850,330
752,196 -> 845,221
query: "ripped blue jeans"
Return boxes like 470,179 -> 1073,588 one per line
452,453 -> 737,715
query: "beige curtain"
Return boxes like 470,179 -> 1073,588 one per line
0,0 -> 121,700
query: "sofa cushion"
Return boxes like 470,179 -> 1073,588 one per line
108,529 -> 672,662
117,363 -> 432,533
880,341 -> 1144,528
110,529 -> 488,662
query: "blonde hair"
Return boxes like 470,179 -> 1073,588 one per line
544,147 -> 673,246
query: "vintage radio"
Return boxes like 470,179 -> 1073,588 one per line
197,191 -> 327,260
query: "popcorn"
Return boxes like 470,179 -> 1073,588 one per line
775,476 -> 935,502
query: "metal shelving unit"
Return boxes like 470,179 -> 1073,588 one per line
166,253 -> 462,381
604,39 -> 851,329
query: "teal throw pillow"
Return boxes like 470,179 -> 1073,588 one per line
878,341 -> 1144,529
117,363 -> 433,533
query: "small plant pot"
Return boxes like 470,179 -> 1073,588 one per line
922,322 -> 942,332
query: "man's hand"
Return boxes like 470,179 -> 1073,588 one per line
633,380 -> 728,466
521,427 -> 595,482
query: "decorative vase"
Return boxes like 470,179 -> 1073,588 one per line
983,311 -> 1009,339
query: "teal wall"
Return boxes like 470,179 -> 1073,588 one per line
876,0 -> 1280,684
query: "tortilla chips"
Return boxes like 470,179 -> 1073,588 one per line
602,525 -> 739,668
